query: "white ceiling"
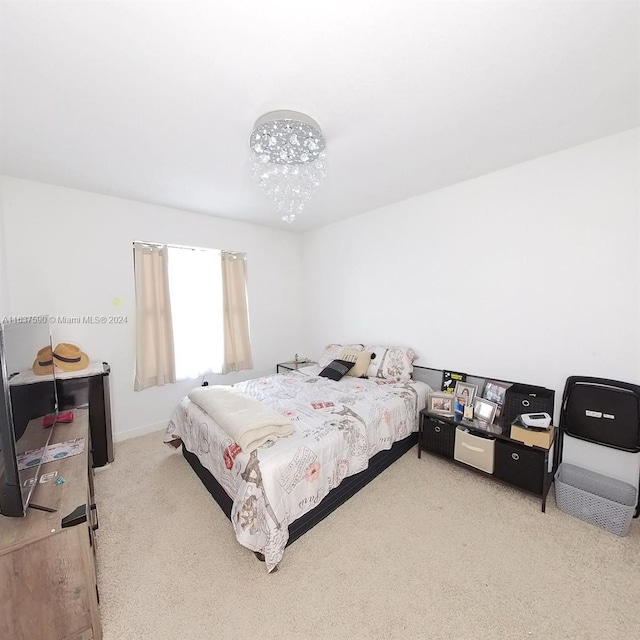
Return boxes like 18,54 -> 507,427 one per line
1,0 -> 638,232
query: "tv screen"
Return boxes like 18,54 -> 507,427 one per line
0,320 -> 58,516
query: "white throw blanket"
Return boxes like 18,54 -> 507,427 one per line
187,385 -> 293,453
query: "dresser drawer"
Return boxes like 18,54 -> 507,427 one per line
494,439 -> 544,495
454,428 -> 495,473
422,415 -> 456,458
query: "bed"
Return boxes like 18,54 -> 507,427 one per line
164,362 -> 433,571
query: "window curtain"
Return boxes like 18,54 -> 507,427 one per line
221,251 -> 253,374
133,242 -> 176,390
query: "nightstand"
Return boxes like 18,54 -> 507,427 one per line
276,361 -> 316,373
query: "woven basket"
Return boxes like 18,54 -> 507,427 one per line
555,463 -> 636,537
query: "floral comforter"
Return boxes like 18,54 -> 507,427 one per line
164,366 -> 431,571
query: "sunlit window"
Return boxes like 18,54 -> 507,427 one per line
167,246 -> 224,380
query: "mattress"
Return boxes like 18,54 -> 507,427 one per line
164,367 -> 431,571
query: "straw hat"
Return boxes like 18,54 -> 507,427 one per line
52,343 -> 89,372
32,345 -> 55,375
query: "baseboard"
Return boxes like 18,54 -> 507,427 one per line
113,421 -> 167,443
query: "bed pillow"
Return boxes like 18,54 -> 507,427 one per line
318,359 -> 355,381
364,345 -> 418,382
317,343 -> 364,368
365,346 -> 388,379
339,348 -> 373,377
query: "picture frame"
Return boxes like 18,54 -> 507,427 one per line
483,381 -> 511,418
454,394 -> 469,416
473,397 -> 498,425
427,391 -> 455,416
453,381 -> 478,406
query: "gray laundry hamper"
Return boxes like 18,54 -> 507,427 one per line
555,463 -> 637,536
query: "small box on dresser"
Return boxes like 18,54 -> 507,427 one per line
501,384 -> 555,427
510,423 -> 555,449
453,428 -> 495,473
494,439 -> 546,494
420,413 -> 457,458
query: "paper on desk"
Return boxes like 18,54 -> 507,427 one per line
17,438 -> 86,470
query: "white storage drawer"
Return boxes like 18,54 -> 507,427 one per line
454,427 -> 496,473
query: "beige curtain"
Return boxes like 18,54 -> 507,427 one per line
133,242 -> 176,390
221,251 -> 253,373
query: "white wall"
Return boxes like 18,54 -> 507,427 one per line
301,129 -> 640,483
0,182 -> 9,317
0,177 -> 304,439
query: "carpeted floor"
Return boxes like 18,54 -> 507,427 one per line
94,431 -> 640,640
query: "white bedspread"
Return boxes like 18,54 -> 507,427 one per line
165,368 -> 431,571
188,386 -> 293,453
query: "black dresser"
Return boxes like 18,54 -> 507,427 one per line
10,362 -> 113,467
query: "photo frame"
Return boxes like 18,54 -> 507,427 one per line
427,392 -> 455,416
483,381 -> 511,418
473,397 -> 498,425
454,394 -> 469,416
453,381 -> 478,406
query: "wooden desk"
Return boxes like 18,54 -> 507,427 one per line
0,408 -> 102,640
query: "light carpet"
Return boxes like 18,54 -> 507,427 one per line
94,431 -> 640,640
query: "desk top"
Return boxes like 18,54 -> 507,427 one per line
10,362 -> 108,386
0,408 -> 90,554
421,409 -> 556,450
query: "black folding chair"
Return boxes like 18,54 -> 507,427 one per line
555,376 -> 640,518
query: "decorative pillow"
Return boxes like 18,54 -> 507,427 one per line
318,359 -> 355,381
317,343 -> 364,368
339,349 -> 373,377
364,345 -> 418,382
365,346 -> 388,378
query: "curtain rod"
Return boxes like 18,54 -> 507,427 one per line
133,241 -> 245,256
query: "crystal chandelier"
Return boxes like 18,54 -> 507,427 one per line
249,110 -> 326,223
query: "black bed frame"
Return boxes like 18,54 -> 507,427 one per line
180,366 -> 444,554
182,432 -> 418,548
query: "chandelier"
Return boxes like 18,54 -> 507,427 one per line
249,110 -> 326,223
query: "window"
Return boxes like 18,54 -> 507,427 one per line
167,246 -> 224,380
133,241 -> 252,390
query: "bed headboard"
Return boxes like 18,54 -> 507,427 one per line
411,366 -> 443,389
412,365 -> 514,393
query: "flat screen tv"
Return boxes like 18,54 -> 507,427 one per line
0,320 -> 58,517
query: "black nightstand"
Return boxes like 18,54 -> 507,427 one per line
276,361 -> 316,373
